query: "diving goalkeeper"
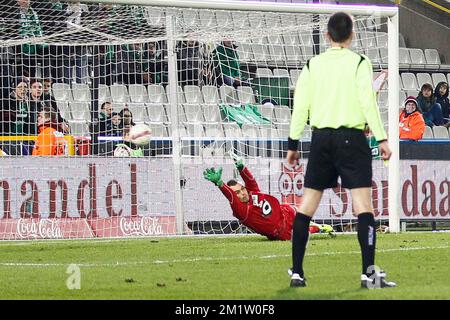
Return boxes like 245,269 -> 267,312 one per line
203,153 -> 333,241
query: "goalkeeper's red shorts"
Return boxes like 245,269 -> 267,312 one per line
304,127 -> 372,190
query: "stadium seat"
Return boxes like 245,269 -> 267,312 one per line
165,105 -> 187,123
406,90 -> 419,98
110,84 -> 129,103
202,85 -> 220,104
185,123 -> 205,137
223,123 -> 242,138
431,73 -> 447,87
147,123 -> 168,137
268,45 -> 286,62
376,32 -> 388,48
183,85 -> 203,104
409,48 -> 426,70
256,68 -> 273,78
360,31 -> 377,49
204,123 -> 225,137
284,45 -> 303,63
70,102 -> 91,121
289,69 -> 301,87
365,48 -> 382,66
146,103 -> 167,122
267,35 -> 283,45
71,83 -> 91,102
98,84 -> 111,105
432,126 -> 449,139
167,124 -> 188,138
274,106 -> 291,123
283,34 -> 300,45
424,49 -> 450,72
147,84 -> 168,103
202,104 -> 222,123
126,103 -> 149,123
257,104 -> 275,123
220,85 -> 239,104
184,104 -> 204,123
276,123 -> 290,138
273,69 -> 290,78
251,44 -> 270,61
236,86 -> 256,104
166,85 -> 186,104
416,73 -> 432,89
399,48 -> 411,69
56,101 -> 72,121
379,47 -> 388,65
422,126 -> 433,139
399,90 -> 407,106
401,73 -> 418,91
52,83 -> 72,102
377,91 -> 388,108
235,42 -> 253,62
298,33 -> 313,47
68,120 -> 89,137
128,84 -> 149,103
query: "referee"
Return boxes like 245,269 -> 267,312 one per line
286,12 -> 396,289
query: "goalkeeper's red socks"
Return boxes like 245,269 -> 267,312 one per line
357,212 -> 377,276
292,212 -> 311,278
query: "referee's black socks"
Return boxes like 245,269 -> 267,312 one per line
357,212 -> 377,276
292,213 -> 311,278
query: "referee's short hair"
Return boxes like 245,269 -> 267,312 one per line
327,12 -> 353,43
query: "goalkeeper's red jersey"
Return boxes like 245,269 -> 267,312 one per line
219,167 -> 296,241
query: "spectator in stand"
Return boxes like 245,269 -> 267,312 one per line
1,79 -> 29,136
213,40 -> 247,88
177,40 -> 202,86
29,78 -> 68,134
119,107 -> 135,130
108,112 -> 122,137
62,2 -> 89,84
118,43 -> 145,85
32,106 -> 66,156
434,82 -> 449,120
98,101 -> 113,135
8,0 -> 48,78
143,41 -> 167,85
416,83 -> 450,128
399,96 -> 425,141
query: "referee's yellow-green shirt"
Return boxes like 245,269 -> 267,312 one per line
289,47 -> 387,150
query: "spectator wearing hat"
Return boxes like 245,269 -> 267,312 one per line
399,96 -> 425,141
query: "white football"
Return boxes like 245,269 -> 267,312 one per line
129,124 -> 152,146
114,144 -> 132,157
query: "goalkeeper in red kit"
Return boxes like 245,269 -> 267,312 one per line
203,152 -> 333,241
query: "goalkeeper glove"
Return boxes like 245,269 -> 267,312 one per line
229,149 -> 244,171
203,167 -> 224,187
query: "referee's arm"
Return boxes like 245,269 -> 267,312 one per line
287,66 -> 311,163
357,58 -> 387,142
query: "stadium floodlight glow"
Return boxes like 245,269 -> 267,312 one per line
0,0 -> 400,240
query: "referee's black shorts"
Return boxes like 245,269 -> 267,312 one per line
304,127 -> 372,190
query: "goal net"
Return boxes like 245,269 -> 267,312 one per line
0,0 -> 399,239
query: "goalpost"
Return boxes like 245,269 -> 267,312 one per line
0,0 -> 399,240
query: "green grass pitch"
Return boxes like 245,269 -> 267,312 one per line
0,232 -> 449,299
